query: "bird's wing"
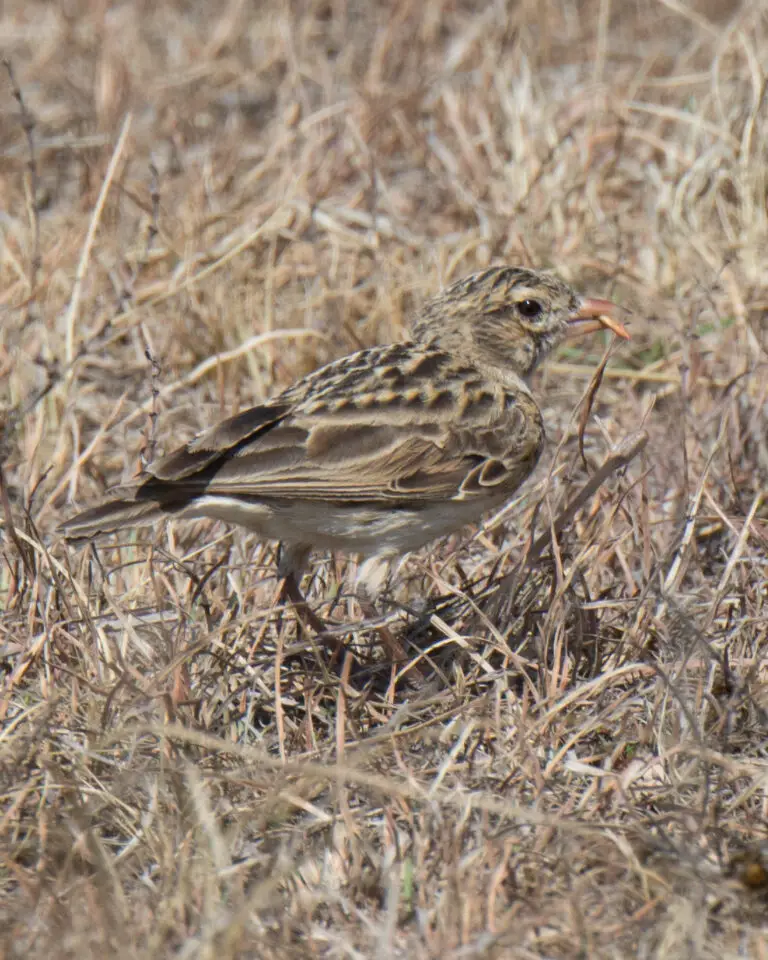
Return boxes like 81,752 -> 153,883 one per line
139,343 -> 544,505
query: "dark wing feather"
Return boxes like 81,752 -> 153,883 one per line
148,402 -> 293,480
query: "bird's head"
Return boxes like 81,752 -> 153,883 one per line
413,266 -> 629,382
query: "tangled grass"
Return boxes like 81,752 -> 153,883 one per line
1,1 -> 767,957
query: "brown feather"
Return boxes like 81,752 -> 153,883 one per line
60,266 -> 625,564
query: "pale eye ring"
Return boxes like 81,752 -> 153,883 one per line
518,299 -> 543,319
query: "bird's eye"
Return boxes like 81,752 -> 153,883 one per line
517,299 -> 543,319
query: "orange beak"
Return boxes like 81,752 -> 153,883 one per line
567,297 -> 630,339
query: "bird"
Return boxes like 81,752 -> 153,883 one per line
60,266 -> 628,635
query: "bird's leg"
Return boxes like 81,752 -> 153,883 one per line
356,556 -> 426,680
281,570 -> 330,638
276,542 -> 327,636
275,543 -> 350,671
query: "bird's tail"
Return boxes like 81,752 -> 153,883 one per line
58,484 -> 185,540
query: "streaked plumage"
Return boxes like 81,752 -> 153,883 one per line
60,266 -> 628,592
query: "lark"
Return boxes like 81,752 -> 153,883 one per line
61,266 -> 628,620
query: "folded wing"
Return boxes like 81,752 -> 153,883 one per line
60,343 -> 544,538
136,344 -> 542,505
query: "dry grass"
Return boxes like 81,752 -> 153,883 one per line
2,1 -> 768,956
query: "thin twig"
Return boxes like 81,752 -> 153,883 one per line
3,59 -> 41,298
577,340 -> 617,471
0,463 -> 35,580
140,345 -> 161,469
64,113 -> 133,368
526,430 -> 649,569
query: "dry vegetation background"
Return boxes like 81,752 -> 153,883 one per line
1,0 -> 768,957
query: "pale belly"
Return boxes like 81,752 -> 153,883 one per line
179,493 -> 508,558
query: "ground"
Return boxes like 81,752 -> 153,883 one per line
1,1 -> 767,957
